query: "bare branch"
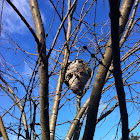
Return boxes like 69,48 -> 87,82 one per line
6,0 -> 39,45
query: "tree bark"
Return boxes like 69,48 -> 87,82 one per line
29,0 -> 50,140
0,117 -> 9,140
82,0 -> 134,139
109,0 -> 129,139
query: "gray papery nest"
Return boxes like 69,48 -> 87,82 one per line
65,59 -> 91,96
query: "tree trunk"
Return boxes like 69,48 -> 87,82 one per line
29,0 -> 50,140
82,0 -> 134,139
109,0 -> 129,139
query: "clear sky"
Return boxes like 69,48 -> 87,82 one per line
0,0 -> 140,140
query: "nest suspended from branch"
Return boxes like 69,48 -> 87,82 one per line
65,59 -> 91,96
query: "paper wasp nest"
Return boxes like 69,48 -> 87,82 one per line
65,59 -> 91,96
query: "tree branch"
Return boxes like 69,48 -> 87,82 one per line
0,117 -> 9,140
49,1 -> 77,139
6,0 -> 39,45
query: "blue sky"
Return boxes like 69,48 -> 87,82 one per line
0,0 -> 140,140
